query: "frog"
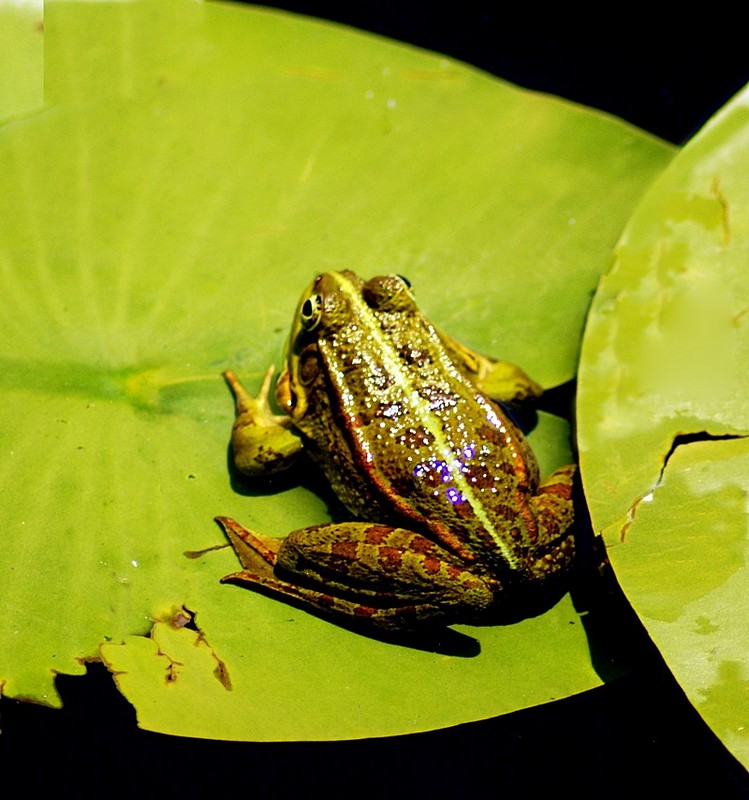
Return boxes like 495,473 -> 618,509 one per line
216,270 -> 576,631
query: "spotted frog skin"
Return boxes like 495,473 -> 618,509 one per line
216,271 -> 575,630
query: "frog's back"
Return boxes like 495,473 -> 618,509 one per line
313,307 -> 540,569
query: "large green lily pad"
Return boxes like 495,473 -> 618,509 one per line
577,85 -> 749,767
0,0 -> 672,739
0,0 -> 43,121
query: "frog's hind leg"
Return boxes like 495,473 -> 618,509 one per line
528,463 -> 577,579
222,575 -> 452,631
218,519 -> 497,630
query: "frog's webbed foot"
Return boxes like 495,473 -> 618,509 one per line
223,367 -> 303,477
216,515 -> 281,572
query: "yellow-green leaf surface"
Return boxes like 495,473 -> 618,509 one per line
0,0 -> 673,739
0,0 -> 43,122
578,85 -> 749,767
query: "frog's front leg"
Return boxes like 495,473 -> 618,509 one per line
216,517 -> 497,629
223,367 -> 303,477
438,329 -> 543,404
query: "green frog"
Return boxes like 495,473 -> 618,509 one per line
216,271 -> 575,630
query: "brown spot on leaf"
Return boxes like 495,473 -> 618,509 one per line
165,660 -> 182,684
213,659 -> 233,691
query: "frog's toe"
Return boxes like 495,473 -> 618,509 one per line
216,516 -> 282,568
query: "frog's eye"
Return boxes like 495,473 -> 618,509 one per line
300,293 -> 323,330
363,274 -> 414,311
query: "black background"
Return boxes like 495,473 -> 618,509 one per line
4,3 -> 749,796
254,1 -> 749,145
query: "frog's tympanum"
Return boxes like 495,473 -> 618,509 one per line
216,271 -> 575,630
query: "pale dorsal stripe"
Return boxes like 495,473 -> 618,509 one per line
331,273 -> 519,569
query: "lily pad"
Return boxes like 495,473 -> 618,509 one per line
0,0 -> 43,122
577,85 -> 749,767
0,0 -> 672,739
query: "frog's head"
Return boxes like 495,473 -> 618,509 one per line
275,271 -> 417,420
